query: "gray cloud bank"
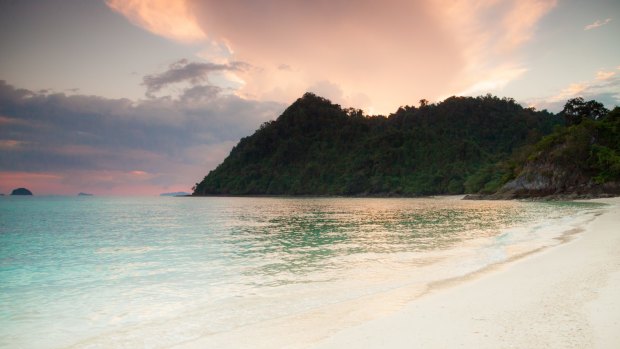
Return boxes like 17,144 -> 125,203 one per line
0,79 -> 284,193
142,59 -> 250,97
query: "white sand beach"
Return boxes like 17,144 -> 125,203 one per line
313,197 -> 620,348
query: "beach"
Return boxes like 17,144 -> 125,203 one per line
313,197 -> 620,348
2,197 -> 616,348
169,197 -> 619,349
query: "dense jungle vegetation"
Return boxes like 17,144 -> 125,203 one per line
193,93 -> 569,196
477,98 -> 620,197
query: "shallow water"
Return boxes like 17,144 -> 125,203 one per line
0,196 -> 605,348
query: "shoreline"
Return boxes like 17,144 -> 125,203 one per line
312,197 -> 620,348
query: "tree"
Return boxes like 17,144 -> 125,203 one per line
561,97 -> 609,126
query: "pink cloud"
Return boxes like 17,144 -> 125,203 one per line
0,140 -> 29,149
107,0 -> 557,113
527,67 -> 620,111
584,18 -> 612,31
549,83 -> 588,102
197,1 -> 465,112
0,115 -> 31,126
106,0 -> 206,43
596,70 -> 616,81
499,0 -> 557,52
439,0 -> 556,97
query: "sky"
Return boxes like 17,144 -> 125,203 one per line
0,0 -> 619,195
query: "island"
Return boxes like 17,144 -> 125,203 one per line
192,94 -> 619,199
78,192 -> 93,196
160,192 -> 191,197
11,188 -> 33,195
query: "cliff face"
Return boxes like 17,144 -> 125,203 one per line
496,162 -> 620,199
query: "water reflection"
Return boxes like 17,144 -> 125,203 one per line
212,198 -> 600,285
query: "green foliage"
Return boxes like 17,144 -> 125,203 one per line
193,93 -> 562,196
465,164 -> 505,194
479,105 -> 620,192
560,97 -> 609,126
591,145 -> 620,183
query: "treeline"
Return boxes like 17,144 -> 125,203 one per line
193,93 -> 562,196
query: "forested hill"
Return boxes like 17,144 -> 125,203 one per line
192,93 -> 561,196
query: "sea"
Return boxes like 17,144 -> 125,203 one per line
0,196 -> 606,348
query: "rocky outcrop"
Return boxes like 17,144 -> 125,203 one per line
465,161 -> 620,200
501,162 -> 587,197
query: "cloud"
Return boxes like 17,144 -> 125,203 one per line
548,83 -> 588,102
0,80 -> 285,195
142,59 -> 250,97
498,0 -> 558,52
105,0 -> 206,43
455,65 -> 528,97
442,0 -> 556,97
0,140 -> 29,149
528,69 -> 620,111
584,18 -> 612,30
596,70 -> 616,81
307,80 -> 372,111
179,85 -> 222,103
278,64 -> 292,71
307,81 -> 345,105
108,0 -> 557,114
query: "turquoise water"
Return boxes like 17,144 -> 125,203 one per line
0,196 -> 604,348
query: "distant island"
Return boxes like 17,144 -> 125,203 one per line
193,93 -> 619,199
78,192 -> 93,196
11,188 -> 33,195
160,192 -> 191,197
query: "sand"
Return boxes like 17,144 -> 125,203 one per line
313,197 -> 620,348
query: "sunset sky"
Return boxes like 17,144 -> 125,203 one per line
1,0 -> 619,195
